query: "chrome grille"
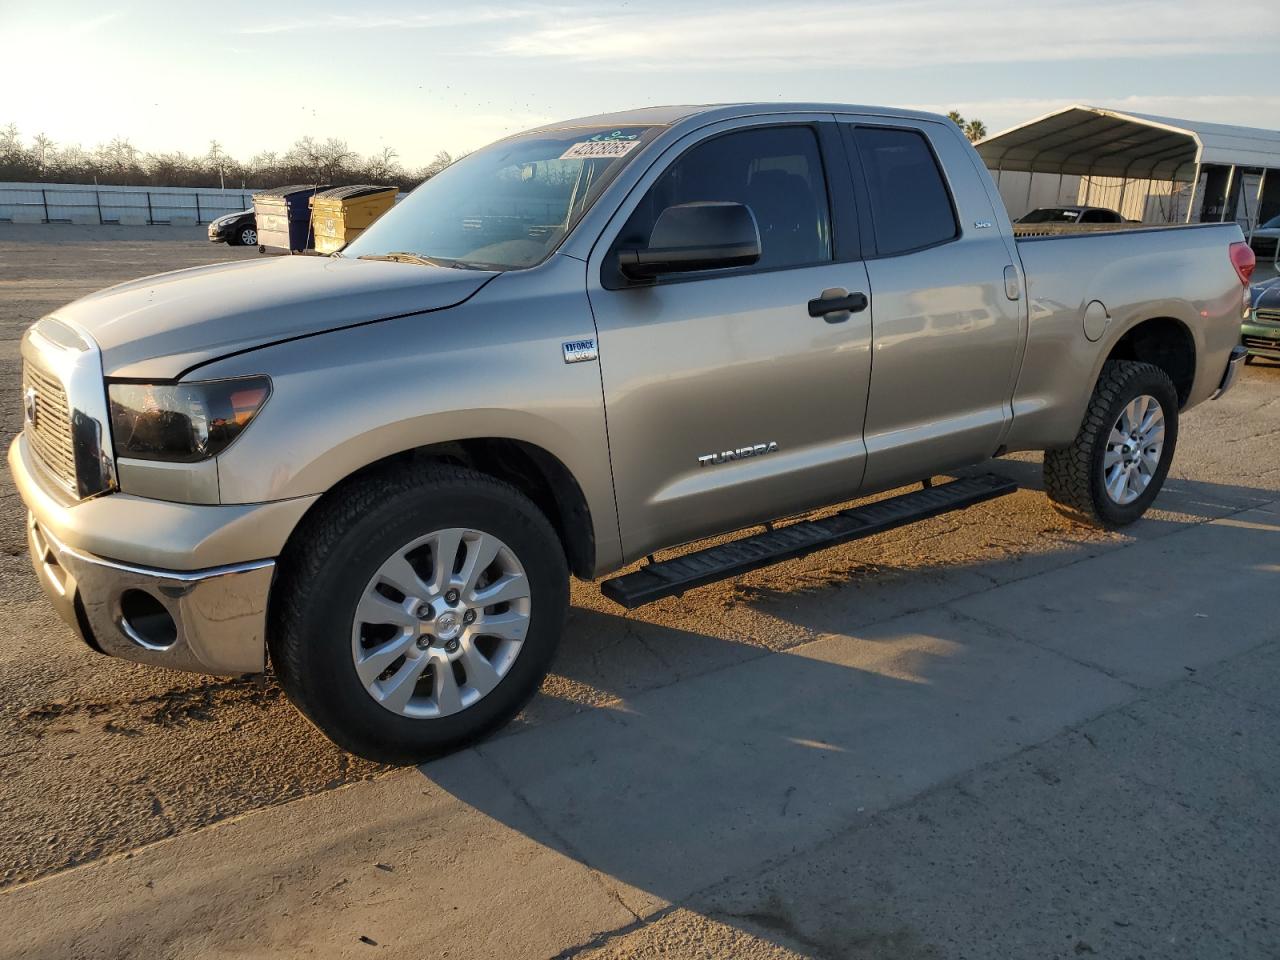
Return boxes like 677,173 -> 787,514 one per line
22,361 -> 77,492
1243,336 -> 1280,351
1255,308 -> 1280,324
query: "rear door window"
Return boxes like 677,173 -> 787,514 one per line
850,126 -> 959,256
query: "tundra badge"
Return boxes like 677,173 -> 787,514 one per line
698,441 -> 779,467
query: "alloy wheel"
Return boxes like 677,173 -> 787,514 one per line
351,528 -> 531,718
1102,394 -> 1165,505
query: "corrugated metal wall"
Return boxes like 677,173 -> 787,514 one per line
992,171 -> 1082,221
0,182 -> 258,224
1073,176 -> 1191,222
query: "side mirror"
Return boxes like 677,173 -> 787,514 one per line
617,201 -> 760,281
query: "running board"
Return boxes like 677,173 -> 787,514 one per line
600,473 -> 1017,609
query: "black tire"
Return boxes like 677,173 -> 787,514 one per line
237,226 -> 257,246
1043,359 -> 1179,527
268,464 -> 569,764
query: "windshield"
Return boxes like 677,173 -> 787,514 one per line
343,125 -> 660,270
1018,208 -> 1081,224
1261,215 -> 1280,230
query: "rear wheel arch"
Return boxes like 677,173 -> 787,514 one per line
1103,315 -> 1197,407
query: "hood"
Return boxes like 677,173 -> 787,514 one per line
53,255 -> 497,378
1252,275 -> 1280,310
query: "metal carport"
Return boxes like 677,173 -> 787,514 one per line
976,104 -> 1280,238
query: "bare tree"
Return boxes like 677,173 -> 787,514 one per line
0,122 -> 425,189
31,133 -> 54,174
420,149 -> 454,179
207,140 -> 227,189
365,146 -> 400,183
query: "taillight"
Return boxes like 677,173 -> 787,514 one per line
1230,241 -> 1255,285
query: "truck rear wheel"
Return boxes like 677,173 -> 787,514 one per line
269,464 -> 568,764
1043,359 -> 1179,527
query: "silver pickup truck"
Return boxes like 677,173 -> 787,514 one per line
10,103 -> 1255,762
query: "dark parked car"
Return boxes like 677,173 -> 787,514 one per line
1244,276 -> 1280,364
207,209 -> 257,246
1017,205 -> 1127,225
1249,214 -> 1280,257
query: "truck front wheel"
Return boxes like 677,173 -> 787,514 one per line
269,465 -> 569,764
1043,359 -> 1179,527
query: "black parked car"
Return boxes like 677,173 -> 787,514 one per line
1016,205 -> 1128,225
207,209 -> 257,246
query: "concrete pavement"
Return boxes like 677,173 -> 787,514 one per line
4,501 -> 1278,959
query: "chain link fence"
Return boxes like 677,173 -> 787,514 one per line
0,183 -> 258,225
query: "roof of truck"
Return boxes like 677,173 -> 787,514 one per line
522,102 -> 951,135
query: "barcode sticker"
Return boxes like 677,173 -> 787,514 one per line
559,139 -> 641,160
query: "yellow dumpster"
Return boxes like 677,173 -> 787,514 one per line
309,185 -> 397,254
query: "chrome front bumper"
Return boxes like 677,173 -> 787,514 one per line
27,515 -> 273,675
1211,346 -> 1248,400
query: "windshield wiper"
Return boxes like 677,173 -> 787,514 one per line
356,252 -> 501,271
357,252 -> 452,267
442,259 -> 504,271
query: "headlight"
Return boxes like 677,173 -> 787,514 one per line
108,376 -> 271,462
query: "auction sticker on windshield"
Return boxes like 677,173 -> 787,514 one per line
560,139 -> 641,160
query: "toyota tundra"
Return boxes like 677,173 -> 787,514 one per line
10,103 -> 1254,762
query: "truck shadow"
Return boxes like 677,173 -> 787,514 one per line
409,473 -> 1280,956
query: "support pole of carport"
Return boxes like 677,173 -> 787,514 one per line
1185,162 -> 1202,222
1220,165 -> 1237,222
1249,169 -> 1268,244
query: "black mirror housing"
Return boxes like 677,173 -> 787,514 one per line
618,202 -> 761,281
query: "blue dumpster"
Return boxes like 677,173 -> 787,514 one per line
251,184 -> 329,253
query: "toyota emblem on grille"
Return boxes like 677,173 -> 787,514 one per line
23,386 -> 38,428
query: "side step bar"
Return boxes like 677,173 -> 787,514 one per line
600,473 -> 1017,609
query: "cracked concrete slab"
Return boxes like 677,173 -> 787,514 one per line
0,750 -> 637,960
949,506 -> 1280,687
695,661 -> 1280,959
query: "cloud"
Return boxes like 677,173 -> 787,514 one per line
238,8 -> 527,36
72,11 -> 121,34
493,0 -> 1279,70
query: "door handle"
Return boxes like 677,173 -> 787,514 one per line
807,289 -> 869,321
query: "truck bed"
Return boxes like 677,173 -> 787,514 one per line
1003,221 -> 1245,453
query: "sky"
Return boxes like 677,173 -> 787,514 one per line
2,0 -> 1278,167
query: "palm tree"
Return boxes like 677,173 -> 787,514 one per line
946,110 -> 965,127
963,119 -> 987,143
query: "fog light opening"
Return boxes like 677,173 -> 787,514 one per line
119,589 -> 178,651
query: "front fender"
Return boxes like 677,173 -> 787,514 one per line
198,265 -> 621,570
